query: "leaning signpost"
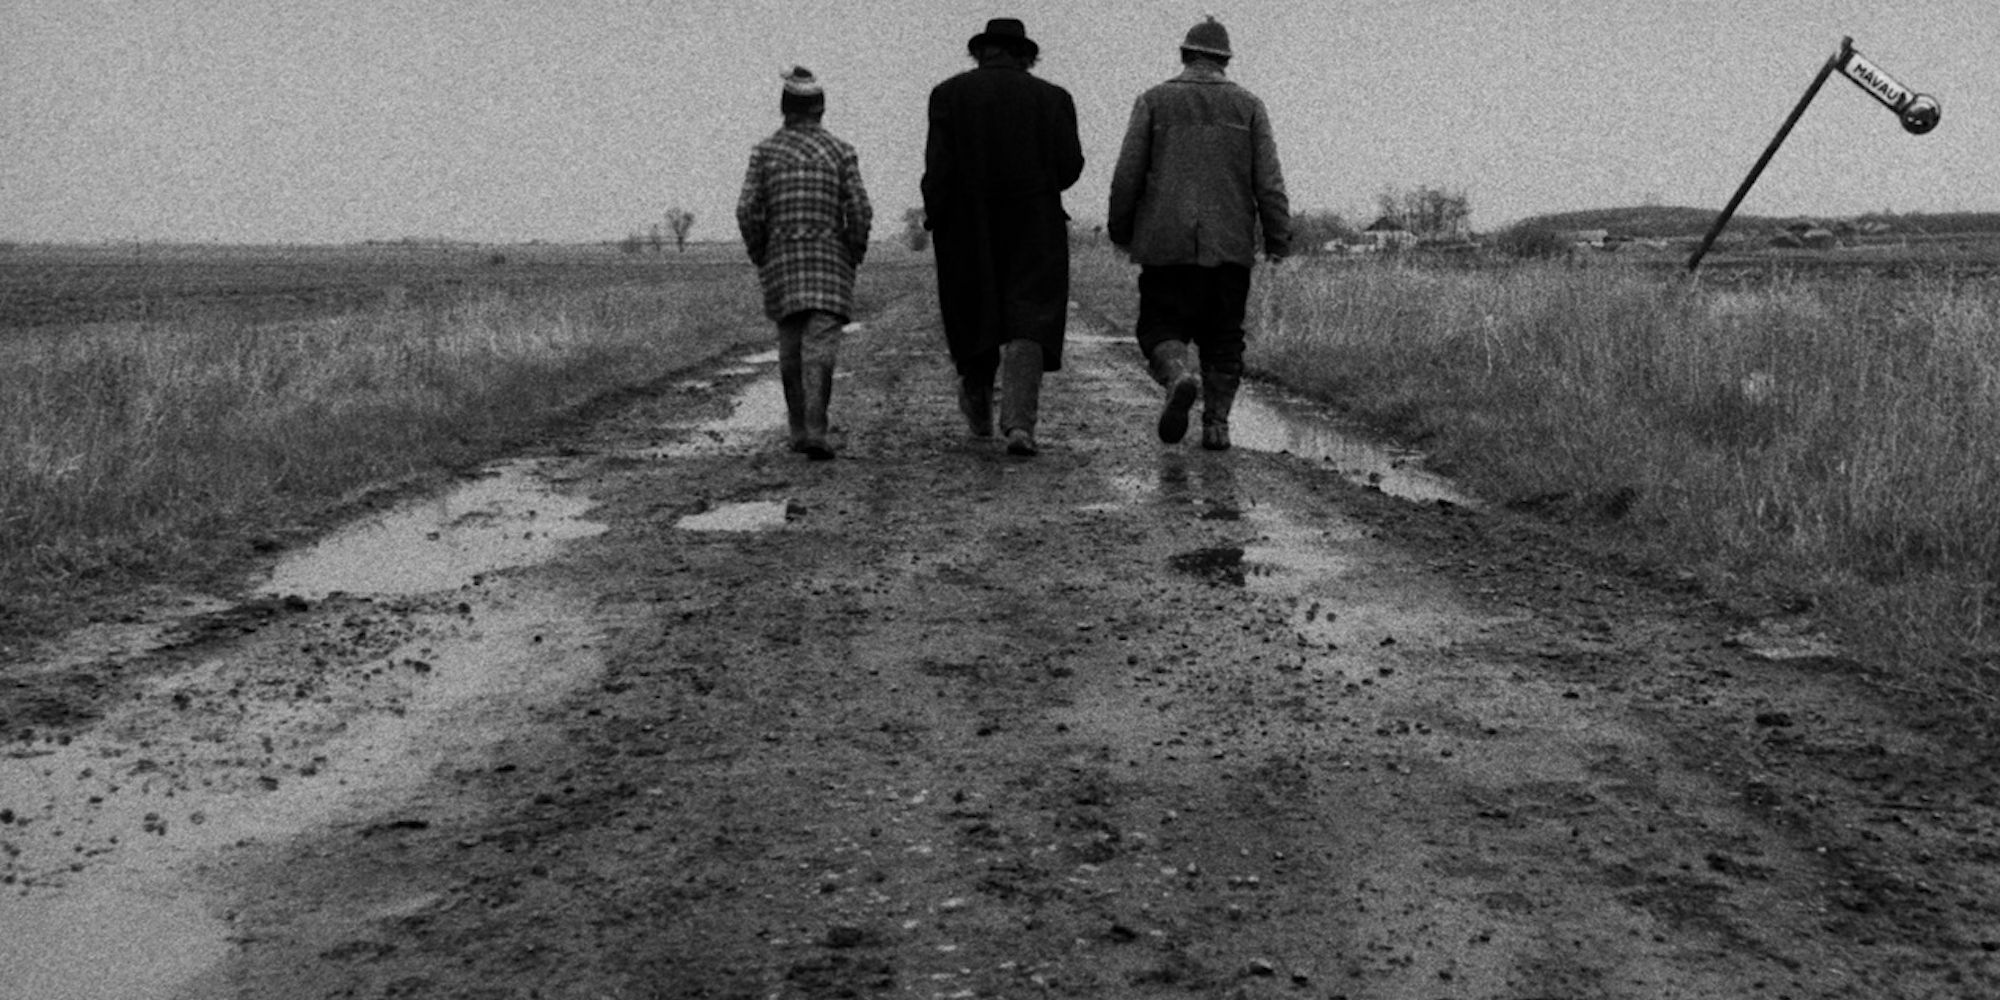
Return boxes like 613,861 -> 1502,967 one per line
1686,37 -> 1941,273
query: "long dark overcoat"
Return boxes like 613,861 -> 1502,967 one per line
921,62 -> 1084,374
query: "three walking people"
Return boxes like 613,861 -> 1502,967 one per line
738,16 -> 1289,459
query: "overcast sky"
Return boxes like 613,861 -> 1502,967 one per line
2,0 -> 1992,244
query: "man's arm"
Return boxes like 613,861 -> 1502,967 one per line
1105,95 -> 1151,247
919,88 -> 950,232
735,148 -> 768,266
843,147 -> 873,266
1053,88 -> 1085,192
1250,99 -> 1291,260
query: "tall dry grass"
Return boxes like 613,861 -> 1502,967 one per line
1246,256 -> 2000,697
0,276 -> 761,627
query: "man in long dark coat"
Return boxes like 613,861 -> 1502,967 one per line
922,18 -> 1084,457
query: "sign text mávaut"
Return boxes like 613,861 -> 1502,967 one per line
1841,51 -> 1913,111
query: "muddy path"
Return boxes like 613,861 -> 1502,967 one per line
5,286 -> 2000,1000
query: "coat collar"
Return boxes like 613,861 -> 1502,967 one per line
1172,62 -> 1229,84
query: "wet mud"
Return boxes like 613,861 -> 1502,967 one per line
2,461 -> 610,999
5,301 -> 2000,1000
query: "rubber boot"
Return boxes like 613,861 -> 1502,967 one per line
799,331 -> 839,461
959,377 -> 995,438
1200,370 -> 1240,451
778,326 -> 808,452
1148,340 -> 1200,444
999,339 -> 1043,457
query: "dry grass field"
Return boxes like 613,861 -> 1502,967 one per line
0,242 -> 797,642
12,238 -> 2000,999
1233,244 -> 2000,705
8,235 -> 2000,709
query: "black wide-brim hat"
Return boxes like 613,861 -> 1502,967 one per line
968,17 -> 1039,58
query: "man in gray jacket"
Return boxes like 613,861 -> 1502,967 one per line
1107,16 -> 1290,450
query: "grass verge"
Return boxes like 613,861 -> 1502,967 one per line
1,261 -> 767,643
1072,245 -> 2000,708
1260,255 -> 2000,704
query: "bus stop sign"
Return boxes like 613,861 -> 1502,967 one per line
1688,36 -> 1941,272
1839,46 -> 1941,134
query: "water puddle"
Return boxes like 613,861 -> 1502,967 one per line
261,460 -> 606,598
1066,331 -> 1133,346
646,375 -> 787,459
2,451 -> 614,998
676,499 -> 795,532
1230,387 -> 1475,507
0,586 -> 604,999
0,873 -> 222,1000
1167,504 -> 1363,595
1162,501 -> 1470,666
706,349 -> 779,380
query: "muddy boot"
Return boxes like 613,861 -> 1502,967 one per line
1200,370 -> 1240,452
800,333 -> 839,461
959,377 -> 995,438
778,327 -> 808,452
999,339 -> 1043,457
1148,340 -> 1200,444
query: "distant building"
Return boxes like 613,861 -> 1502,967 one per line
1362,216 -> 1415,250
1772,227 -> 1837,250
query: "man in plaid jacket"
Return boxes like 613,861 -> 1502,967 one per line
737,66 -> 874,460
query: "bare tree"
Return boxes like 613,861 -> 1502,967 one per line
901,207 -> 930,251
1375,185 -> 1471,241
1290,210 -> 1357,253
666,208 -> 696,252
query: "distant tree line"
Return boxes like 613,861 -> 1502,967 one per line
1284,185 -> 1472,254
621,208 -> 697,254
1376,184 -> 1471,240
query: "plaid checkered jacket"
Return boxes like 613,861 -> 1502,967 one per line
736,123 -> 873,322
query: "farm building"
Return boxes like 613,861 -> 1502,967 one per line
1773,220 -> 1838,249
1361,216 -> 1415,251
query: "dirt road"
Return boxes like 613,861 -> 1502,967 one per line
6,283 -> 2000,1000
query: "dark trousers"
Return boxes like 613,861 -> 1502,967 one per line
1135,264 -> 1251,377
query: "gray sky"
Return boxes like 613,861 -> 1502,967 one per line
3,0 -> 1992,244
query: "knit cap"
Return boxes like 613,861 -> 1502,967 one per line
780,66 -> 824,113
1181,16 -> 1232,58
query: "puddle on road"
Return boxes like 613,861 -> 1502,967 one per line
1229,387 -> 1474,507
676,499 -> 795,532
642,348 -> 791,459
261,460 -> 606,598
1164,501 -> 1467,665
1167,503 -> 1363,595
0,591 -> 604,1000
645,375 -> 787,459
1075,379 -> 1473,516
0,872 -> 221,1000
1066,331 -> 1134,347
1,455 -> 613,999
